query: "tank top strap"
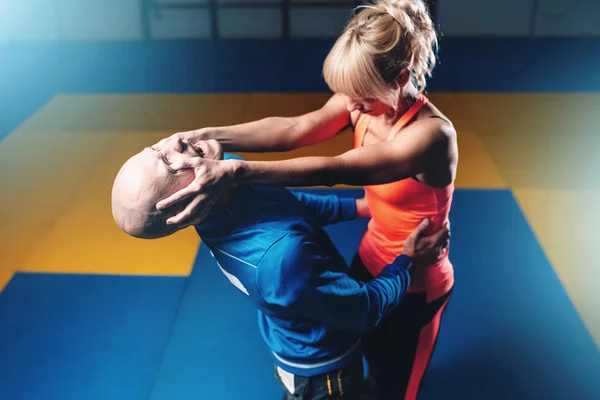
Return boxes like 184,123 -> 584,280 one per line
353,94 -> 429,147
353,113 -> 371,148
386,94 -> 429,141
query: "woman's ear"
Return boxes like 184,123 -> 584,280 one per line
397,69 -> 410,87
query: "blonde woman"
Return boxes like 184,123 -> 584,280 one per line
155,1 -> 457,398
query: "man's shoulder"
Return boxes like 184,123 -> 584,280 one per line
256,230 -> 331,304
262,228 -> 331,273
223,153 -> 245,161
262,230 -> 310,261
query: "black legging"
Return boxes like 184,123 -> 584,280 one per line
349,254 -> 453,400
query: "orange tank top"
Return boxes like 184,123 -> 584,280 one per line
354,95 -> 454,298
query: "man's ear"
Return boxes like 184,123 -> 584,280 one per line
204,139 -> 224,160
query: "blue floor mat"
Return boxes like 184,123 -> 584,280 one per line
150,188 -> 600,399
420,190 -> 600,399
0,189 -> 598,399
0,273 -> 187,400
148,242 -> 282,400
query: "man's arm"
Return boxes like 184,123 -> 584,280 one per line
257,234 -> 412,333
291,190 -> 357,227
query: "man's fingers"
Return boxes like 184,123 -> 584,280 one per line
440,237 -> 449,251
430,223 -> 450,244
439,222 -> 451,247
411,218 -> 430,237
439,230 -> 450,245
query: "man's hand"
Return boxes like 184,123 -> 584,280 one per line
355,197 -> 371,218
403,219 -> 450,266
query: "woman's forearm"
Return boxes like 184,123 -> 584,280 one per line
228,136 -> 425,188
181,95 -> 351,153
230,154 -> 395,188
227,119 -> 451,189
231,157 -> 344,187
183,117 -> 301,153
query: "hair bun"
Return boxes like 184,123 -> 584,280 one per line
377,0 -> 415,33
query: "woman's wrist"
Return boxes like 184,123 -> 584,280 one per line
181,127 -> 214,144
225,158 -> 246,184
222,156 -> 341,188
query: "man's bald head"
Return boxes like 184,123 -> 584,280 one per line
111,147 -> 194,239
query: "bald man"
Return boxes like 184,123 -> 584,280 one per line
111,137 -> 450,400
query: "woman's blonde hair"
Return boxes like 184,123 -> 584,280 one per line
323,0 -> 438,108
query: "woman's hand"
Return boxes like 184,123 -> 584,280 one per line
152,129 -> 207,151
155,140 -> 238,226
152,133 -> 181,154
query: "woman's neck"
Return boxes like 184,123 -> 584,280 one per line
384,94 -> 416,124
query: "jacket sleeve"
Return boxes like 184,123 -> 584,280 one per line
291,191 -> 357,227
256,234 -> 412,332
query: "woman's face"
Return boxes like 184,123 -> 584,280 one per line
344,95 -> 391,116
